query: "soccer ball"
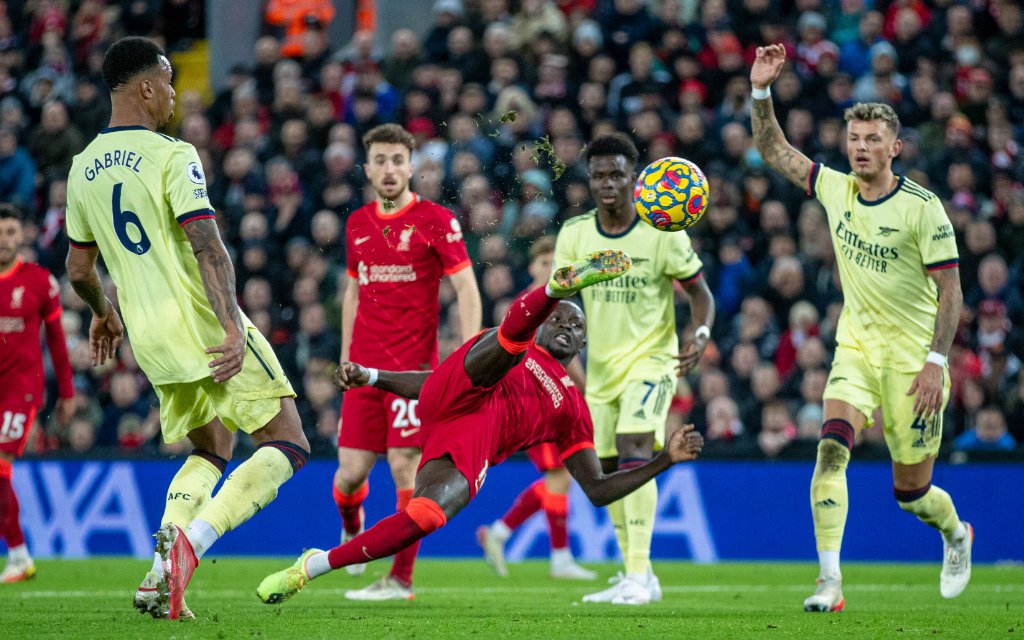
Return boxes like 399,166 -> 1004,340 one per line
633,157 -> 710,232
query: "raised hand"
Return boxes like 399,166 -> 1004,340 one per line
751,44 -> 787,89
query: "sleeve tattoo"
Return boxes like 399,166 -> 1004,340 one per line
751,97 -> 813,190
183,218 -> 243,333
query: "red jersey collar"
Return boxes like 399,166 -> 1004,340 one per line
374,193 -> 420,220
0,258 -> 23,280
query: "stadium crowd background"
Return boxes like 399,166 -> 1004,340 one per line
2,0 -> 1022,460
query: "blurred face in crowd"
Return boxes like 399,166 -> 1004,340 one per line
0,214 -> 24,269
588,155 -> 635,216
365,142 -> 413,202
846,119 -> 900,181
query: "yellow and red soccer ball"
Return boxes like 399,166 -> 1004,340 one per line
633,157 -> 710,232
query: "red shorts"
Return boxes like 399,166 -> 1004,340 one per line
0,394 -> 39,458
338,386 -> 423,453
525,442 -> 563,472
416,352 -> 501,500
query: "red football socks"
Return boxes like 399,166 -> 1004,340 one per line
542,490 -> 569,550
333,481 -> 369,535
0,476 -> 24,547
389,488 -> 419,586
497,287 -> 561,353
327,497 -> 446,572
501,480 -> 545,530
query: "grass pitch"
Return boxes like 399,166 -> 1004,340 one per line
4,558 -> 1022,639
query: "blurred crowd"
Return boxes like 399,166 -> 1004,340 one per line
2,0 -> 1023,459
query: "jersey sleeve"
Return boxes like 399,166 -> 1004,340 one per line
809,163 -> 854,214
65,181 -> 96,247
38,270 -> 63,322
915,197 -> 959,271
165,143 -> 215,227
431,207 -> 471,274
557,395 -> 595,461
664,230 -> 703,282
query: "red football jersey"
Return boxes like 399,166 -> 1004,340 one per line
420,337 -> 595,465
0,260 -> 64,407
346,194 -> 471,370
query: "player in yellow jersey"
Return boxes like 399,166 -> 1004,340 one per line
64,37 -> 310,621
555,133 -> 716,605
750,44 -> 973,611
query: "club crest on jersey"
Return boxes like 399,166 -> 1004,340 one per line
397,225 -> 415,251
877,226 -> 900,237
186,161 -> 205,185
10,286 -> 24,308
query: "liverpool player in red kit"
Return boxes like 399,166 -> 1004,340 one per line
0,205 -> 74,583
333,124 -> 481,600
258,250 -> 705,604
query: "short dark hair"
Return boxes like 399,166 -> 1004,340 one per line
585,132 -> 639,167
102,37 -> 165,91
0,203 -> 23,221
362,123 -> 416,153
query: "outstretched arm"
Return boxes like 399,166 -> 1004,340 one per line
66,245 -> 123,365
182,217 -> 245,383
564,424 -> 703,507
750,45 -> 815,191
333,362 -> 431,399
448,266 -> 482,342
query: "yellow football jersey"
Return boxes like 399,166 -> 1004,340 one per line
811,164 -> 959,372
66,125 -> 241,385
554,210 -> 703,403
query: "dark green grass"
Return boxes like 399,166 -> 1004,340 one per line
4,558 -> 1022,639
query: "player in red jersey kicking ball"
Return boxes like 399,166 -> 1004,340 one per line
333,123 -> 481,601
258,249 -> 705,604
476,236 -> 596,581
0,204 -> 75,583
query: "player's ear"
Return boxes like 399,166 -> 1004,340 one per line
891,137 -> 902,159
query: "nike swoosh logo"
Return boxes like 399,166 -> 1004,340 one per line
354,236 -> 371,245
362,546 -> 374,560
400,427 -> 420,438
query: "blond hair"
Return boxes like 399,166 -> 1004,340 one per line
843,102 -> 901,136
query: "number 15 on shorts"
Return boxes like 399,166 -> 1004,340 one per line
391,398 -> 420,438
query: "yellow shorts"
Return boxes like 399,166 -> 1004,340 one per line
588,374 -> 674,459
823,345 -> 949,465
154,327 -> 296,444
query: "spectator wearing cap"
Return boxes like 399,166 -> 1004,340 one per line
795,12 -> 840,80
425,0 -> 464,63
954,405 -> 1017,452
839,10 -> 884,79
851,40 -> 906,103
0,125 -> 36,210
569,19 -> 603,80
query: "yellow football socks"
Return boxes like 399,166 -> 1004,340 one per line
622,480 -> 657,575
194,446 -> 296,536
161,454 -> 224,529
607,497 -> 629,566
898,485 -> 960,538
810,439 -> 851,552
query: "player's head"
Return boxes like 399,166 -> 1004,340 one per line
363,124 -> 416,202
843,102 -> 902,181
0,203 -> 24,268
528,235 -> 556,286
586,133 -> 639,215
535,300 -> 586,362
102,37 -> 175,128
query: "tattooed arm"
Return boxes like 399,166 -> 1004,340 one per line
66,245 -> 123,366
749,45 -> 814,191
183,217 -> 245,383
908,267 -> 963,419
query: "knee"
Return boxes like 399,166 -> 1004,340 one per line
335,462 -> 370,490
895,484 -> 931,514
